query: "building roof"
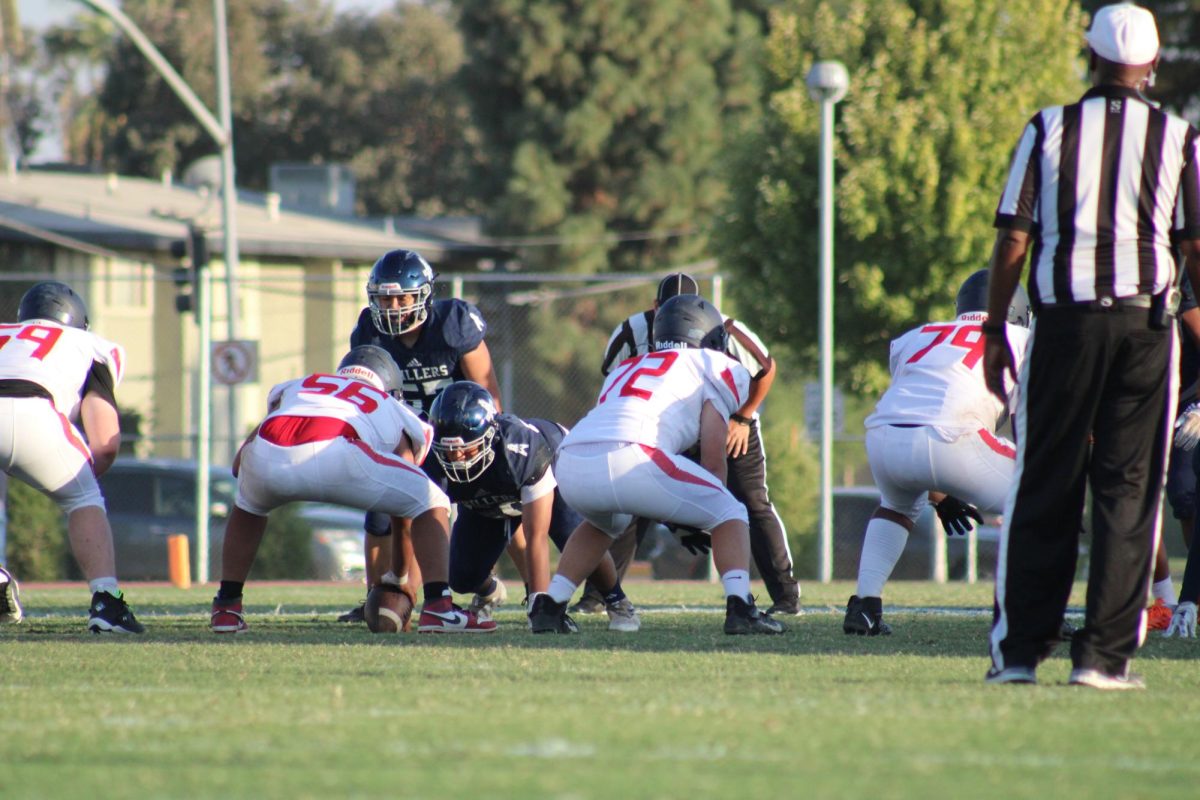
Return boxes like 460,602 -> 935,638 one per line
0,168 -> 501,264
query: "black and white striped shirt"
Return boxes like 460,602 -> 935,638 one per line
995,85 -> 1200,307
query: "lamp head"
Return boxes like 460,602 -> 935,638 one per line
806,60 -> 849,103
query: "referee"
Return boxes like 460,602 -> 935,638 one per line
982,3 -> 1200,689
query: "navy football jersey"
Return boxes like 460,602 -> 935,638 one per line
350,298 -> 487,415
426,415 -> 565,519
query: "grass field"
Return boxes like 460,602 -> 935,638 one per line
1,578 -> 1197,800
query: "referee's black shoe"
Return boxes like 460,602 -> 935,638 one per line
843,595 -> 892,636
724,595 -> 786,635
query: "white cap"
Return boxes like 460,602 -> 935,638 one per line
1086,4 -> 1159,66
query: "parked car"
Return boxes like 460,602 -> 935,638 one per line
97,458 -> 364,582
832,486 -> 999,581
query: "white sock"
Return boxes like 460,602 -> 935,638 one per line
547,575 -> 577,605
855,517 -> 909,598
1153,578 -> 1177,606
89,577 -> 119,597
720,569 -> 751,601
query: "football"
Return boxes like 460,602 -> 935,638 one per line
364,582 -> 415,633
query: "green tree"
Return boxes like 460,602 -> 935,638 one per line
714,0 -> 1087,395
48,0 -> 478,215
5,480 -> 68,581
454,0 -> 766,274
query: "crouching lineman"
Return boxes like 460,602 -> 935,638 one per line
427,381 -> 640,631
0,281 -> 143,633
210,345 -> 495,633
845,270 -> 1030,636
528,294 -> 785,635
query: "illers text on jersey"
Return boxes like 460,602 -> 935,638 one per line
404,364 -> 451,381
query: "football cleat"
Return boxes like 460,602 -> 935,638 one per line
337,599 -> 367,623
1146,598 -> 1173,631
210,598 -> 248,634
567,596 -> 605,615
467,578 -> 508,622
724,595 -> 786,635
0,565 -> 23,624
843,595 -> 892,636
417,596 -> 496,633
766,597 -> 803,617
984,665 -> 1037,685
1068,667 -> 1145,691
88,591 -> 145,634
605,597 -> 641,632
528,593 -> 579,634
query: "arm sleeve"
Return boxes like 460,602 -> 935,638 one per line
724,318 -> 771,380
442,300 -> 487,353
701,352 -> 751,418
82,360 -> 117,407
1175,126 -> 1200,240
994,116 -> 1043,233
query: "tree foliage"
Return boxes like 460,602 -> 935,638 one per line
713,0 -> 1088,394
49,0 -> 479,216
454,0 -> 766,273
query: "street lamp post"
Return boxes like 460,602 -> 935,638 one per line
806,60 -> 848,584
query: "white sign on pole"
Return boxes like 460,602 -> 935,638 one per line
211,340 -> 258,385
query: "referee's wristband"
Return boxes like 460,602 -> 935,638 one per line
730,413 -> 753,426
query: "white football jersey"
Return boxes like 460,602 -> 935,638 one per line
0,320 -> 124,418
265,373 -> 432,463
865,313 -> 1031,433
564,348 -> 750,454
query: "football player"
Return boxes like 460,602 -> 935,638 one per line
339,249 -> 505,623
426,381 -> 639,631
0,281 -> 143,633
845,270 -> 1031,635
587,273 -> 800,616
528,294 -> 785,635
210,345 -> 495,634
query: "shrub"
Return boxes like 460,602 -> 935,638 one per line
4,478 -> 69,580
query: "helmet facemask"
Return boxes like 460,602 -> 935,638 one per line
433,425 -> 497,483
368,283 -> 432,336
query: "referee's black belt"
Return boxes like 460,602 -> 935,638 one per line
1038,294 -> 1153,311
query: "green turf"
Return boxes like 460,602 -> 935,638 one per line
1,580 -> 1197,799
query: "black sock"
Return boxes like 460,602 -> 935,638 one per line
424,582 -> 450,604
217,581 -> 244,602
602,584 -> 627,606
477,576 -> 497,597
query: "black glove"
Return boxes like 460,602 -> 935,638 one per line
934,496 -> 983,536
666,522 -> 712,555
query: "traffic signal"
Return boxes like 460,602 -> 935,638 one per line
170,226 -> 210,315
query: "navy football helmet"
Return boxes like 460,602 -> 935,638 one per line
17,281 -> 89,330
427,381 -> 498,483
651,294 -> 728,353
955,269 -> 1031,327
337,345 -> 403,396
366,249 -> 436,336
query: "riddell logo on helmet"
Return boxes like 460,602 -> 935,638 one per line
339,366 -> 380,386
655,341 -> 691,350
959,312 -> 987,322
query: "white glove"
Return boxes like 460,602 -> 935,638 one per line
1164,601 -> 1197,638
1174,404 -> 1200,450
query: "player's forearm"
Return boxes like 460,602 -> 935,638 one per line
986,229 -> 1030,322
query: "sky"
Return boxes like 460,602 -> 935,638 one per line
15,0 -> 400,161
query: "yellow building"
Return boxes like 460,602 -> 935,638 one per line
0,168 -> 499,465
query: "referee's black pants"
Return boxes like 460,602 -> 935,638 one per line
991,305 -> 1174,676
727,420 -> 798,605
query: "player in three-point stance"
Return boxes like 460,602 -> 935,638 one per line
426,380 -> 639,631
0,281 -> 144,633
210,345 -> 494,634
844,270 -> 1031,635
527,294 -> 785,635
